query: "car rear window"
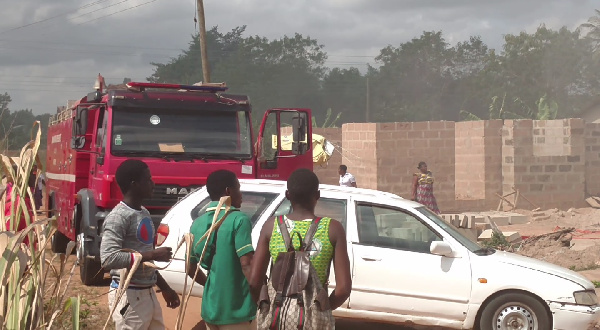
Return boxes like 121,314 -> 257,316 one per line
189,191 -> 278,227
273,197 -> 347,229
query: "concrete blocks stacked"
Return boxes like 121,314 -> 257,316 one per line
440,211 -> 529,243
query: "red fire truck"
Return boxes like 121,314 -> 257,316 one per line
46,75 -> 312,284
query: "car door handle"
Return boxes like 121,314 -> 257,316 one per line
360,256 -> 381,261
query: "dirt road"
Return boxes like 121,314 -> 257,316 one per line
65,263 -> 430,329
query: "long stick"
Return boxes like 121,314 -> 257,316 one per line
197,0 -> 211,83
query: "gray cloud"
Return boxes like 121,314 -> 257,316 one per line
0,0 -> 596,114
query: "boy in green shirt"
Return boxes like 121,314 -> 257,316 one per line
187,170 -> 255,330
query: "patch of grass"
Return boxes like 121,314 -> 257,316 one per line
592,281 -> 600,288
569,264 -> 600,272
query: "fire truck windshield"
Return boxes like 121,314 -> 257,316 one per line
110,107 -> 252,159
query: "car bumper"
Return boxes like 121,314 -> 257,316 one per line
549,302 -> 600,330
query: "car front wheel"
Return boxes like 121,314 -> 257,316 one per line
479,293 -> 551,330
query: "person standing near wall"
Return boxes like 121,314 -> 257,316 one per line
338,165 -> 357,187
412,161 -> 440,214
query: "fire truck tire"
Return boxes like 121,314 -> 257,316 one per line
50,230 -> 70,254
77,233 -> 104,286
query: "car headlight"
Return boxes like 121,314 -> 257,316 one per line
574,290 -> 599,306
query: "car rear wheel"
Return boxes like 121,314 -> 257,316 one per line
479,293 -> 551,330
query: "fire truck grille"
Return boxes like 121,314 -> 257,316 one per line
146,184 -> 203,208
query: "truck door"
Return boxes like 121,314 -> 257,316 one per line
90,106 -> 107,200
256,108 -> 312,180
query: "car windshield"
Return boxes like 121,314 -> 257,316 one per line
417,206 -> 482,253
111,107 -> 252,158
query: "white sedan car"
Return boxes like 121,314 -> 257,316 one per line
155,179 -> 600,330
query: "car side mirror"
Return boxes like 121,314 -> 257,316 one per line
430,241 -> 453,256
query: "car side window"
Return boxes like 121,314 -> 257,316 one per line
273,198 -> 347,229
356,203 -> 442,254
189,192 -> 278,228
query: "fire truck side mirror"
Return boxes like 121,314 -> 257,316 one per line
74,107 -> 88,136
71,136 -> 86,149
291,114 -> 307,155
72,107 -> 89,150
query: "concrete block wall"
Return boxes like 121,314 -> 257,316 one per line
375,121 -> 456,211
454,120 -> 503,210
310,118 -> 593,212
312,128 -> 342,186
503,119 -> 586,210
585,123 -> 600,196
341,123 -> 378,190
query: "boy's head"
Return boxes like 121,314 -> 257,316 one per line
286,168 -> 320,210
206,170 -> 242,208
338,165 -> 347,176
115,160 -> 153,199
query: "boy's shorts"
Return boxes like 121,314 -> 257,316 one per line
108,286 -> 165,330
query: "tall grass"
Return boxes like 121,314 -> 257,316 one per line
0,122 -> 80,329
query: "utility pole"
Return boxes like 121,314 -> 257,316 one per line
197,0 -> 211,83
366,77 -> 370,122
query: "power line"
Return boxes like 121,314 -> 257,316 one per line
68,0 -> 133,23
0,0 -> 114,35
75,0 -> 162,26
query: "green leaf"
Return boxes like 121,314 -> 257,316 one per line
71,296 -> 81,330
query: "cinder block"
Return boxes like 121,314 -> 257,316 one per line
475,223 -> 492,231
509,215 -> 529,225
503,231 -> 522,243
478,229 -> 522,243
478,229 -> 494,240
459,215 -> 468,228
487,215 -> 510,226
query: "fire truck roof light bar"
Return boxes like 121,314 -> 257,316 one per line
126,82 -> 228,92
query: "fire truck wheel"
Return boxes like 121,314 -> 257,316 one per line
77,233 -> 104,285
50,230 -> 70,254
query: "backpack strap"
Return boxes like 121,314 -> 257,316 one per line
301,217 -> 322,252
276,215 -> 294,252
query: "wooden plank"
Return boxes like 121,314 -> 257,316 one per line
495,192 -> 515,208
512,190 -> 520,211
496,191 -> 516,211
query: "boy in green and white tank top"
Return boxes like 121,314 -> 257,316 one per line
250,169 -> 352,325
269,216 -> 334,285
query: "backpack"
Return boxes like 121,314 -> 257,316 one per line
257,216 -> 335,330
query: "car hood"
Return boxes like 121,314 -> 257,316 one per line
491,251 -> 592,289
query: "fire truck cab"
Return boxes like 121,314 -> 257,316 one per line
46,75 -> 312,285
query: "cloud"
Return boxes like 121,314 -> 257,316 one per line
0,0 -> 596,114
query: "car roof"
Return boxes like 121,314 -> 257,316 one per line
237,179 -> 418,206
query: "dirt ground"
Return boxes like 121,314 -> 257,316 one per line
500,207 -> 600,270
50,207 -> 600,329
58,258 -> 419,330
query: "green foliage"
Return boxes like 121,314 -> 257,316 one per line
579,9 -> 600,57
482,231 -> 511,250
147,19 -> 599,126
312,108 -> 341,128
0,94 -> 50,152
0,123 -> 81,329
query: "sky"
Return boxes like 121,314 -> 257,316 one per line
0,0 -> 597,115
